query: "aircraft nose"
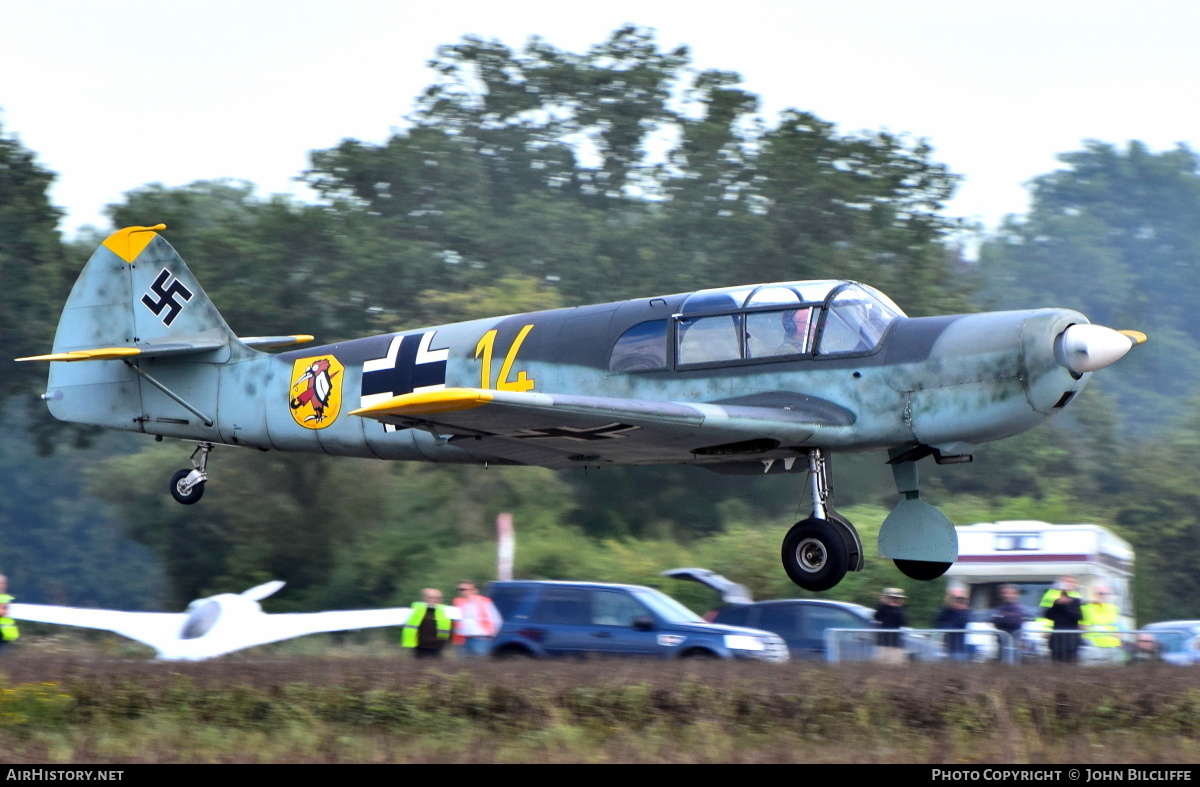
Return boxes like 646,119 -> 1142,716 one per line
1054,324 -> 1147,375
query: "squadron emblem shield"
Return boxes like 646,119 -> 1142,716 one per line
289,355 -> 343,428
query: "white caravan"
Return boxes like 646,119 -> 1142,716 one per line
945,520 -> 1135,630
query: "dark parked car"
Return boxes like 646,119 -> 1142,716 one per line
664,568 -> 935,661
484,580 -> 789,662
710,598 -> 879,660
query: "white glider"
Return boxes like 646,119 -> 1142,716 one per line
8,581 -> 428,660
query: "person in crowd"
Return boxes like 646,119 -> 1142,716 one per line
873,587 -> 908,665
401,588 -> 453,659
1127,633 -> 1163,665
935,589 -> 973,661
991,583 -> 1029,662
452,580 -> 502,658
0,575 -> 17,651
1040,580 -> 1084,663
1081,586 -> 1123,663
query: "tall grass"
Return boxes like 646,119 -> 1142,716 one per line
0,650 -> 1197,763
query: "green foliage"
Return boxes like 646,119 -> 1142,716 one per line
976,140 -> 1200,430
5,34 -> 1200,627
2,660 -> 1200,763
0,123 -> 70,375
0,680 -> 73,736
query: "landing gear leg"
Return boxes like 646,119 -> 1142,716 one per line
780,449 -> 862,592
170,442 -> 212,505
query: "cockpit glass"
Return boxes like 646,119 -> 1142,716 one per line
672,280 -> 903,365
180,600 -> 221,639
744,286 -> 801,307
682,281 -> 844,313
817,284 -> 904,355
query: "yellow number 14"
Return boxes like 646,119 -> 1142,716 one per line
475,325 -> 536,391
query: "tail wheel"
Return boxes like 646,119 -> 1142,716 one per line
893,559 -> 952,581
781,517 -> 849,592
170,468 -> 205,505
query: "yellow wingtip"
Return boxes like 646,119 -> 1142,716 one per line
350,388 -> 495,418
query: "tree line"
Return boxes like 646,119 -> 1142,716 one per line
1,26 -> 1199,625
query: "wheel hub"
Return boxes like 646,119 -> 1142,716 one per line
795,537 -> 828,572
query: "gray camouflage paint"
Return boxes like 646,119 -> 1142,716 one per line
42,232 -> 1088,477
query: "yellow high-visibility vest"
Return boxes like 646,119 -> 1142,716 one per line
401,602 -> 452,648
1081,602 -> 1121,648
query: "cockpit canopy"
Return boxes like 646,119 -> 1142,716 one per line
663,281 -> 904,370
609,281 -> 905,372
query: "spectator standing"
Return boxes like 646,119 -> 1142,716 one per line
0,575 -> 18,651
935,590 -> 973,661
993,580 -> 1032,662
873,587 -> 908,665
1035,576 -> 1081,629
452,580 -> 502,658
1040,582 -> 1084,663
1081,587 -> 1123,663
402,588 -> 453,659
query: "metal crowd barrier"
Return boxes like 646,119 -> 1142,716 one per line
825,628 -> 1018,664
825,627 -> 1197,665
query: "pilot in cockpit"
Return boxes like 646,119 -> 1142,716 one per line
777,308 -> 813,355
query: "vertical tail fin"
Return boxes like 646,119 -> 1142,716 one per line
55,224 -> 241,353
24,225 -> 248,433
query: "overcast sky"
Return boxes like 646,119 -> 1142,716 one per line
1,1 -> 1196,239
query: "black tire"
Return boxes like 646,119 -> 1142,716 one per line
781,517 -> 849,591
826,508 -> 863,572
893,559 -> 952,581
170,468 -> 205,505
492,645 -> 535,660
680,648 -> 719,660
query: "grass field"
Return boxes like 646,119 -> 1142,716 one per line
0,637 -> 1198,764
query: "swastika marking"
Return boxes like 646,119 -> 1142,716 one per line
141,268 -> 194,327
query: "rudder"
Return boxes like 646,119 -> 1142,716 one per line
35,225 -> 245,434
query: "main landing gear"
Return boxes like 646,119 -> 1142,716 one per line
170,442 -> 212,505
779,447 -> 959,591
780,449 -> 864,592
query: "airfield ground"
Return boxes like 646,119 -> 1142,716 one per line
0,640 -> 1197,764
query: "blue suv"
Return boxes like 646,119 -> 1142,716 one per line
485,580 -> 789,662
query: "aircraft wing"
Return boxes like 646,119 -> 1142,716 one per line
223,608 -> 415,650
9,603 -> 186,652
351,387 -> 853,468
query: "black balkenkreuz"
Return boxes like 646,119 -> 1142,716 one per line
359,331 -> 449,432
141,268 -> 194,326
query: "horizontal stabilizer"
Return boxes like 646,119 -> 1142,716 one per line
17,337 -> 226,363
17,347 -> 142,362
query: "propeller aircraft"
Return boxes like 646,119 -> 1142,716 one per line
17,225 -> 1146,592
